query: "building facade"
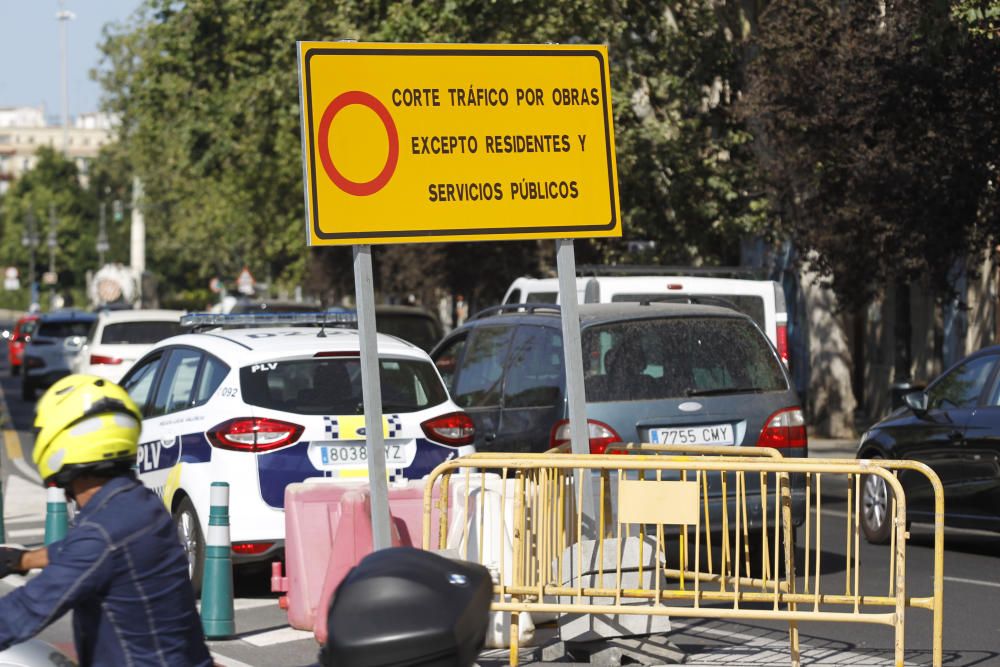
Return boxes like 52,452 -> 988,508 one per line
0,105 -> 114,193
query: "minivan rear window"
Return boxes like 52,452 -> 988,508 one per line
611,294 -> 767,333
582,317 -> 786,402
101,321 -> 185,344
239,357 -> 448,415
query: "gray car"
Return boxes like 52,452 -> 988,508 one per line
431,301 -> 807,529
22,310 -> 97,400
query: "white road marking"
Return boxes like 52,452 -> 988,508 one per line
3,515 -> 45,525
241,626 -> 314,647
6,527 -> 43,538
944,576 -> 1000,589
234,597 -> 278,611
13,457 -> 41,483
209,653 -> 256,667
195,597 -> 280,612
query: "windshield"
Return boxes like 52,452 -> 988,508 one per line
582,316 -> 787,402
101,321 -> 185,344
240,357 -> 448,415
36,320 -> 95,339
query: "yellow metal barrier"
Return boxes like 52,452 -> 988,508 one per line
422,451 -> 944,667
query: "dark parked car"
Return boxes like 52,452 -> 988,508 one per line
374,305 -> 444,353
22,310 -> 97,400
227,301 -> 443,351
856,346 -> 1000,542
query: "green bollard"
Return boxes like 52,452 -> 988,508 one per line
0,472 -> 5,543
44,485 -> 68,545
201,482 -> 235,638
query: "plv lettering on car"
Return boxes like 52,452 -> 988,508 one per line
137,436 -> 181,472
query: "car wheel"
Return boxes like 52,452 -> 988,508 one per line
21,378 -> 35,401
861,459 -> 893,544
173,497 -> 206,594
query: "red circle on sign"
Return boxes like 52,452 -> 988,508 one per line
317,91 -> 399,197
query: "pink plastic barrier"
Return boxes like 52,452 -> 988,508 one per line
273,480 -> 440,641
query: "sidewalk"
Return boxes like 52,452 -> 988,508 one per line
807,437 -> 858,459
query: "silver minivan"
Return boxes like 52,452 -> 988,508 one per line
431,301 -> 807,528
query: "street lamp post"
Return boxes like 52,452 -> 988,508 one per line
56,1 -> 75,154
21,211 -> 40,311
97,202 -> 110,267
47,204 -> 58,308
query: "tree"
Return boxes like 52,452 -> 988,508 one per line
952,0 -> 1000,38
0,146 -> 112,306
744,1 -> 1000,312
98,1 -> 769,306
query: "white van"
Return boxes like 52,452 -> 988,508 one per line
502,273 -> 789,364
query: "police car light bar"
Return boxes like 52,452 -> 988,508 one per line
180,312 -> 358,329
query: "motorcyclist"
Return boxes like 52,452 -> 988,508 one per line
0,375 -> 212,666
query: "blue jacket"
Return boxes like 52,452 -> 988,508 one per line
0,475 -> 212,666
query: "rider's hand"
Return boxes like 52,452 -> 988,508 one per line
0,546 -> 28,578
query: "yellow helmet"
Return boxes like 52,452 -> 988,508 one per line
33,375 -> 142,487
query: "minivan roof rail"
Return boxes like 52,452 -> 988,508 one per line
576,265 -> 770,279
470,303 -> 561,321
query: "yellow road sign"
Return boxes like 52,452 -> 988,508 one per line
297,42 -> 621,246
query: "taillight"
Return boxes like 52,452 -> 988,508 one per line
207,417 -> 304,453
757,408 -> 807,449
90,354 -> 123,365
25,356 -> 44,369
776,324 -> 789,365
232,542 -> 274,556
549,419 -> 624,454
421,412 -> 475,447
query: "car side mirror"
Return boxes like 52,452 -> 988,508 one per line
903,391 -> 928,415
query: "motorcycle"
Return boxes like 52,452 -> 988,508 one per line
321,547 -> 493,667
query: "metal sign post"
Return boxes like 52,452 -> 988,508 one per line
556,239 -> 598,533
353,245 -> 392,550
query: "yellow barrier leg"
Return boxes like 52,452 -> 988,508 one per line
510,610 -> 520,667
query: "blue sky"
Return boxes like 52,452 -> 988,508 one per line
0,0 -> 144,120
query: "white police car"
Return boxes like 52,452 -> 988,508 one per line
117,313 -> 475,587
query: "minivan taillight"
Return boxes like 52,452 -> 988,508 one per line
90,354 -> 123,365
757,408 -> 807,449
421,412 -> 475,447
549,419 -> 624,454
776,324 -> 789,365
207,417 -> 304,453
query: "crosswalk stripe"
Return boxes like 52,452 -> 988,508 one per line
6,527 -> 43,538
241,626 -> 314,647
209,653 -> 256,667
3,515 -> 45,525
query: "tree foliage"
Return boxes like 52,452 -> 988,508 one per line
952,0 -> 1000,38
744,0 -> 1000,311
97,0 -> 765,307
0,146 -> 132,307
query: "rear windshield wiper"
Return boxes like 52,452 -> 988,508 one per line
685,386 -> 764,397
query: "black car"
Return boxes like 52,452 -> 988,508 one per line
857,346 -> 1000,542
